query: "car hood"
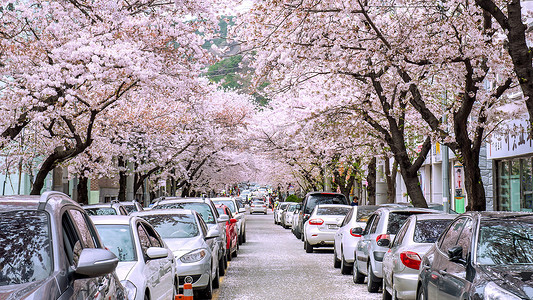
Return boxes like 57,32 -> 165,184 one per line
115,261 -> 137,281
0,276 -> 59,300
163,236 -> 204,257
480,264 -> 533,298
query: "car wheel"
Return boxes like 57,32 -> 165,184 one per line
333,247 -> 341,268
233,248 -> 237,257
340,250 -> 352,275
353,258 -> 365,284
367,263 -> 381,293
305,240 -> 313,253
144,293 -> 150,300
383,279 -> 392,300
227,249 -> 232,261
264,212 -> 267,215
218,256 -> 226,276
173,279 -> 178,297
242,231 -> 246,243
213,266 -> 220,289
238,233 -> 243,245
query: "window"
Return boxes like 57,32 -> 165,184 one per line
439,218 -> 466,252
62,213 -> 83,266
316,206 -> 351,216
369,215 -> 381,234
137,225 -> 151,254
198,215 -> 208,237
69,209 -> 97,248
342,208 -> 354,227
413,219 -> 454,243
497,158 -> 533,212
96,224 -> 136,262
140,214 -> 199,239
455,218 -> 473,259
477,219 -> 533,265
393,220 -> 409,247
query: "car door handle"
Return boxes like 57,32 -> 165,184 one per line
439,270 -> 448,275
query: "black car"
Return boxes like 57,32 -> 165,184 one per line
417,211 -> 533,300
295,192 -> 348,239
0,192 -> 125,299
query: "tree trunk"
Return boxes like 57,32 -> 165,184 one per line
118,157 -> 127,202
366,157 -> 377,205
77,176 -> 89,205
385,158 -> 398,203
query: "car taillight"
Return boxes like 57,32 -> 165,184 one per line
400,251 -> 422,270
251,205 -> 255,207
350,228 -> 362,237
262,205 -> 266,207
376,234 -> 389,243
308,218 -> 324,225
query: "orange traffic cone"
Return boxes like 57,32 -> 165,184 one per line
175,283 -> 193,300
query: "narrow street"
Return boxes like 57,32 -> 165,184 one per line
214,210 -> 382,300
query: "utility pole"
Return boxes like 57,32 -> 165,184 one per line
442,144 -> 450,213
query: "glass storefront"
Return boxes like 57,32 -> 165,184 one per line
497,158 -> 533,212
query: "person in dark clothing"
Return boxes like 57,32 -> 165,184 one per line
351,196 -> 359,206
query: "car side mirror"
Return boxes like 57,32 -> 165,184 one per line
230,218 -> 238,224
218,215 -> 230,223
146,247 -> 168,259
206,229 -> 220,240
376,238 -> 391,247
239,208 -> 246,213
75,248 -> 118,278
447,246 -> 466,264
351,227 -> 363,236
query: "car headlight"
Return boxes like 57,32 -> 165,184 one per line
120,280 -> 137,300
484,282 -> 521,300
180,249 -> 207,263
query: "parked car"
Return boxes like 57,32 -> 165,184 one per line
214,204 -> 239,261
274,202 -> 290,224
211,197 -> 247,244
92,215 -> 177,300
0,192 -> 125,299
291,204 -> 302,237
84,201 -> 129,216
295,192 -> 349,240
250,200 -> 268,214
150,197 -> 229,276
132,209 -> 220,299
417,211 -> 533,300
303,204 -> 352,253
353,206 -> 439,292
120,201 -> 144,214
281,203 -> 299,229
333,205 -> 381,274
382,214 -> 455,300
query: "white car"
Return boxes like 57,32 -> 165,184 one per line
333,205 -> 380,274
274,202 -> 290,224
250,200 -> 268,214
303,204 -> 352,253
282,203 -> 299,228
92,215 -> 177,300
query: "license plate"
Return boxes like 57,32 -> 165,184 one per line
328,225 -> 338,229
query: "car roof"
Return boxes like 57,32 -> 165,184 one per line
83,203 -> 119,209
131,208 -> 195,217
316,204 -> 352,208
374,206 -> 438,214
411,213 -> 457,221
90,215 -> 133,225
306,191 -> 345,197
0,192 -> 78,213
211,197 -> 234,201
155,198 -> 208,205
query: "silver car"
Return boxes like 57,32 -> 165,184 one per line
132,209 -> 220,299
274,202 -> 290,224
211,197 -> 247,244
151,198 -> 229,276
303,204 -> 352,253
281,203 -> 299,228
382,214 -> 455,300
250,200 -> 268,214
84,201 -> 129,216
333,205 -> 380,274
92,215 -> 177,300
353,207 -> 439,293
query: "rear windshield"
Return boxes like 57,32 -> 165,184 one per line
356,206 -> 379,223
413,219 -> 454,243
253,201 -> 264,205
287,205 -> 297,212
85,207 -> 117,216
0,210 -> 52,285
305,194 -> 347,214
154,202 -> 215,224
213,200 -> 236,213
387,212 -> 428,234
317,207 -> 351,216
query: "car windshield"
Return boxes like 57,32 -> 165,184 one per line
316,206 -> 351,216
213,200 -> 236,213
140,214 -> 199,238
216,207 -> 226,216
305,194 -> 347,214
387,212 -> 427,234
85,207 -> 117,216
413,219 -> 454,243
96,224 -> 136,262
154,202 -> 215,224
287,205 -> 297,212
477,219 -> 533,265
356,206 -> 379,222
0,210 -> 52,286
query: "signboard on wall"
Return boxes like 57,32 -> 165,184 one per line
489,118 -> 533,159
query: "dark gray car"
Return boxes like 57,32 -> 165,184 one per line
0,192 -> 125,299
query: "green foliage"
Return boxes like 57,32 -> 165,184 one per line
285,194 -> 301,202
